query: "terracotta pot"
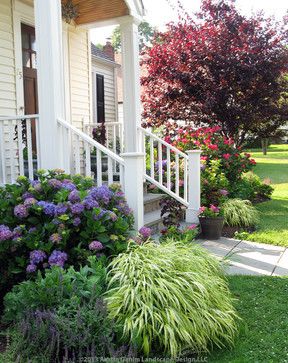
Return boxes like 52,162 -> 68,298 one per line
199,216 -> 224,240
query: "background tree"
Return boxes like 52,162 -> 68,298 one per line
141,0 -> 288,145
111,21 -> 155,52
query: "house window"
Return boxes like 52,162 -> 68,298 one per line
96,74 -> 105,123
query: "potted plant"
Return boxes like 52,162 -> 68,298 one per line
198,205 -> 224,240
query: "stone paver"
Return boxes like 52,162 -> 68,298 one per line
197,237 -> 288,276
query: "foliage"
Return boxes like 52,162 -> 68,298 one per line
141,0 -> 288,145
2,257 -> 127,361
166,125 -> 256,186
3,256 -> 106,323
160,224 -> 199,243
223,199 -> 259,227
111,21 -> 155,51
106,240 -> 238,357
92,122 -> 107,145
0,170 -> 134,297
231,172 -> 274,201
160,196 -> 184,227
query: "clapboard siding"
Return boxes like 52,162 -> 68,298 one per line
0,0 -> 16,116
92,61 -> 117,124
68,26 -> 91,130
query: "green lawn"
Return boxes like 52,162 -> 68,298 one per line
209,276 -> 288,363
240,144 -> 288,246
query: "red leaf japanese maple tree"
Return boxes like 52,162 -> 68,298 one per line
141,0 -> 288,145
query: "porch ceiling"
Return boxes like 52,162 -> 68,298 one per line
61,0 -> 130,25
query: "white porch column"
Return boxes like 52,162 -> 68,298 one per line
186,150 -> 202,224
34,0 -> 65,170
120,16 -> 142,153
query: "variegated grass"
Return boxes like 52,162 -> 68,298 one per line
105,240 -> 239,358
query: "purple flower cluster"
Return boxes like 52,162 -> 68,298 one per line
73,217 -> 81,227
24,197 -> 37,206
89,241 -> 104,251
54,203 -> 68,216
70,203 -> 84,215
139,226 -> 152,239
62,179 -> 76,191
68,190 -> 81,203
37,201 -> 56,216
14,204 -> 28,219
90,185 -> 112,205
48,250 -> 68,267
83,197 -> 99,210
0,225 -> 13,241
30,250 -> 46,264
48,178 -> 62,189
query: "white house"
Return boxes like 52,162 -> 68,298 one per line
0,0 -> 201,229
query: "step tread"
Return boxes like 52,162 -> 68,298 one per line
143,193 -> 165,204
144,209 -> 162,226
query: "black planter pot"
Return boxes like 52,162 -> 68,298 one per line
199,216 -> 224,240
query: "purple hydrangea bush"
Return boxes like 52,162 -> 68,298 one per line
0,170 -> 134,291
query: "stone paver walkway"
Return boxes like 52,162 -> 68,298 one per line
196,237 -> 288,276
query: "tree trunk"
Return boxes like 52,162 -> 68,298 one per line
261,138 -> 269,155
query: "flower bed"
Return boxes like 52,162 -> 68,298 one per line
0,170 -> 134,298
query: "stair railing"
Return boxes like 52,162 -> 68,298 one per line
57,118 -> 125,186
0,114 -> 39,184
139,126 -> 201,223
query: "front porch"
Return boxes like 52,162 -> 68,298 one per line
0,0 -> 201,229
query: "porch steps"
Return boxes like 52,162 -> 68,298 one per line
144,193 -> 165,234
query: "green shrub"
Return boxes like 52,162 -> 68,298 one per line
223,199 -> 259,227
0,170 -> 134,300
106,241 -> 238,357
231,172 -> 273,201
2,257 -> 128,361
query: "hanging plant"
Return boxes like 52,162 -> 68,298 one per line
61,0 -> 79,24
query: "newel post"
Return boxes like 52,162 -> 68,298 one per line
186,150 -> 202,224
121,152 -> 144,230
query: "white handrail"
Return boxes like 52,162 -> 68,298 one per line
0,114 -> 39,121
58,118 -> 124,165
139,126 -> 189,207
57,118 -> 124,186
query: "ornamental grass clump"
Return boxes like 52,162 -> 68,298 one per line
223,198 -> 259,227
106,240 -> 239,358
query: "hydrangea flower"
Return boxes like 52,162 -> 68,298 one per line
62,180 -> 76,191
219,189 -> 229,196
68,190 -> 81,203
70,203 -> 84,215
30,250 -> 46,265
22,192 -> 34,200
83,197 -> 99,210
24,197 -> 37,206
73,217 -> 81,227
48,179 -> 62,189
49,233 -> 62,244
26,264 -> 37,273
12,226 -> 22,241
14,204 -> 28,219
90,185 -> 112,205
28,227 -> 37,233
54,204 -> 68,216
48,250 -> 68,267
37,201 -> 56,216
139,226 -> 152,239
0,225 -> 13,241
89,241 -> 104,251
